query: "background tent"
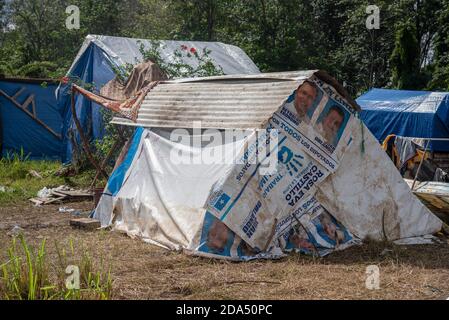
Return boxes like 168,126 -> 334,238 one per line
0,77 -> 62,160
357,88 -> 449,152
58,35 -> 261,163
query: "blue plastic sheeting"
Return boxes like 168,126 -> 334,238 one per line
0,80 -> 62,160
357,88 -> 449,152
58,44 -> 117,163
107,127 -> 143,196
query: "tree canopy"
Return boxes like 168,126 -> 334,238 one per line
1,0 -> 448,94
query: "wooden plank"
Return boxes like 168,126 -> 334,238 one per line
21,94 -> 35,111
12,87 -> 25,100
70,218 -> 101,230
42,196 -> 66,204
32,99 -> 36,117
55,190 -> 93,197
29,198 -> 44,206
50,190 -> 70,198
406,178 -> 449,221
71,90 -> 109,180
420,195 -> 448,209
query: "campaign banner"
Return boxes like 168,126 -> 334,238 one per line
278,205 -> 358,257
272,76 -> 357,172
199,76 -> 360,255
192,202 -> 357,260
204,130 -> 330,251
274,195 -> 321,240
191,211 -> 285,261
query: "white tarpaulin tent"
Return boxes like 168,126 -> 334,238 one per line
67,35 -> 261,77
58,34 -> 260,162
94,70 -> 442,260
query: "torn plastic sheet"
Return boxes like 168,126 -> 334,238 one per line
393,235 -> 441,245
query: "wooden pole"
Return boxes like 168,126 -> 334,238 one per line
70,88 -> 109,180
412,139 -> 431,191
89,136 -> 124,189
0,88 -> 61,139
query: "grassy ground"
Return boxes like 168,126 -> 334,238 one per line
0,200 -> 448,300
0,157 -> 97,205
1,160 -> 449,300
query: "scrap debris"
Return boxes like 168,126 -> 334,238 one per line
30,185 -> 93,206
405,179 -> 449,224
7,225 -> 25,237
28,170 -> 43,179
0,185 -> 14,193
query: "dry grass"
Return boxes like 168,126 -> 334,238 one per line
1,201 -> 448,300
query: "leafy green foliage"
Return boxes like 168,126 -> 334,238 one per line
16,61 -> 64,79
93,108 -> 134,165
137,40 -> 224,78
390,23 -> 422,89
428,0 -> 449,90
1,0 -> 449,93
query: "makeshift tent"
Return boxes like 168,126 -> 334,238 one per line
94,71 -> 442,261
357,88 -> 449,152
0,77 -> 62,159
58,35 -> 260,163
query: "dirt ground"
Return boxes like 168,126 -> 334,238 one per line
1,200 -> 449,300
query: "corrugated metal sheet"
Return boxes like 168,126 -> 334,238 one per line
111,70 -> 359,129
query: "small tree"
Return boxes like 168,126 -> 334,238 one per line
390,23 -> 426,89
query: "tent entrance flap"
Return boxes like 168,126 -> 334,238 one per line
96,128 -> 244,250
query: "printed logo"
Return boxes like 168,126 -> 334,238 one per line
214,193 -> 231,211
278,146 -> 304,176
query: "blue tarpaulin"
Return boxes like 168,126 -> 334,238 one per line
58,42 -> 116,163
357,88 -> 449,152
0,78 -> 62,160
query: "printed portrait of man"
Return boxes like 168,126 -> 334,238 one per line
206,217 -> 233,254
293,81 -> 319,125
315,104 -> 346,147
317,212 -> 346,244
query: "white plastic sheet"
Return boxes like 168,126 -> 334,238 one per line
68,35 -> 261,79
